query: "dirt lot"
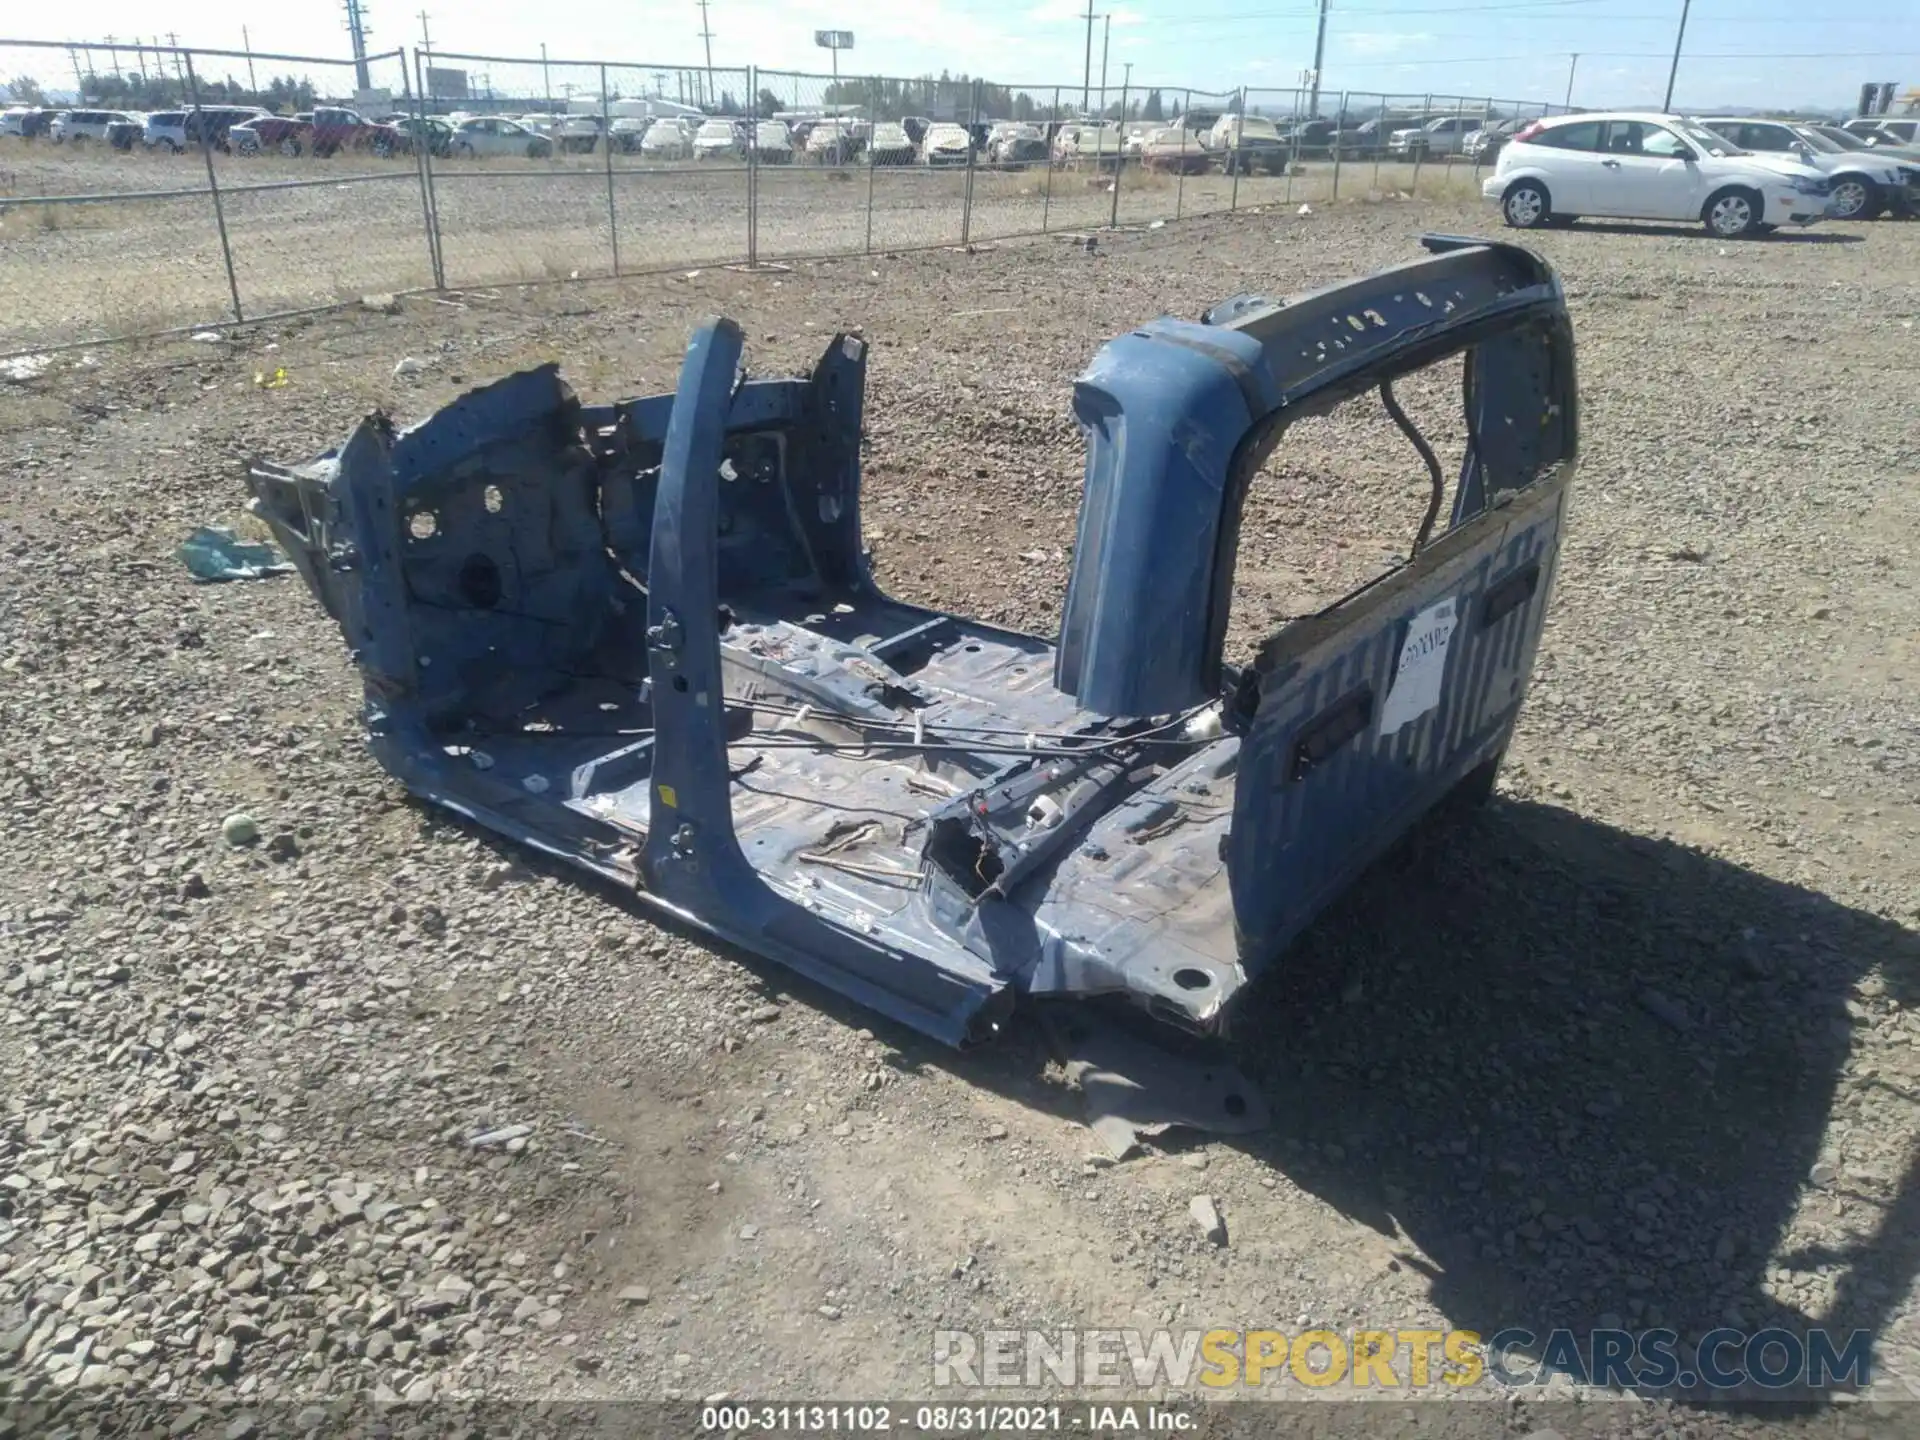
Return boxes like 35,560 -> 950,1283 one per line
2,196 -> 1918,1438
0,139 -> 1478,353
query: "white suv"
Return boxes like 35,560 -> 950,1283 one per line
50,109 -> 143,143
1484,110 -> 1832,237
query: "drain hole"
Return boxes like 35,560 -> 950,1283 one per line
458,554 -> 503,609
1223,1093 -> 1247,1118
1173,967 -> 1213,991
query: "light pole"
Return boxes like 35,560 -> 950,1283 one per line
1662,0 -> 1691,112
1099,14 -> 1110,118
697,0 -> 714,108
1308,0 -> 1329,116
1081,2 -> 1095,113
1565,52 -> 1578,108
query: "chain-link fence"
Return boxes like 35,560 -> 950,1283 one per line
1,34 -> 1576,356
0,39 -> 435,351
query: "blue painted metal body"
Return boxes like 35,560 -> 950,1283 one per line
250,235 -> 1578,1048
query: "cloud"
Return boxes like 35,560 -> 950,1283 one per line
1338,30 -> 1435,57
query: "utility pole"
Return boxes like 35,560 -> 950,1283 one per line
1122,60 -> 1132,118
696,0 -> 714,109
242,26 -> 258,93
418,10 -> 432,66
68,45 -> 87,102
1565,52 -> 1578,108
1081,1 -> 1096,114
344,0 -> 373,91
1308,0 -> 1329,117
105,36 -> 120,82
541,44 -> 551,113
1661,0 -> 1690,112
1099,14 -> 1110,118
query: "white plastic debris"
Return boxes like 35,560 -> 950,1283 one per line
1297,203 -> 1314,216
191,331 -> 223,343
1,354 -> 52,383
393,356 -> 424,377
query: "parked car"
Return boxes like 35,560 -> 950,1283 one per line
105,115 -> 146,151
1338,113 -> 1421,160
1054,121 -> 1122,166
1463,116 -> 1528,166
1277,118 -> 1339,157
806,118 -> 864,164
1139,126 -> 1211,174
386,115 -> 454,157
142,110 -> 188,151
1842,116 -> 1919,147
1388,114 -> 1484,158
449,116 -> 554,159
1209,114 -> 1288,174
750,120 -> 792,164
553,115 -> 603,154
988,122 -> 1047,167
1806,122 -> 1920,160
866,121 -> 915,166
518,113 -> 557,136
184,106 -> 268,152
693,117 -> 742,161
610,116 -> 654,153
2,106 -> 54,138
50,109 -> 144,144
1487,111 -> 1831,237
921,121 -> 973,167
901,115 -> 930,145
242,107 -> 404,158
639,116 -> 694,160
1700,116 -> 1920,219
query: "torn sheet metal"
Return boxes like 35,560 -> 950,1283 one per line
250,234 -> 1578,1050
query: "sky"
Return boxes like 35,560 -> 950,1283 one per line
4,0 -> 1917,112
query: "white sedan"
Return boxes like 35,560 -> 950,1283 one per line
1484,110 -> 1832,238
448,116 -> 555,159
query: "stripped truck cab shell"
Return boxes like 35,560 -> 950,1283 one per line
250,235 -> 1578,1047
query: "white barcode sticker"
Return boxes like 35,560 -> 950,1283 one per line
1379,597 -> 1458,735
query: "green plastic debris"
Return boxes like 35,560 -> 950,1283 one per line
177,525 -> 293,583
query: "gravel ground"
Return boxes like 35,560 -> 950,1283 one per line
2,197 -> 1918,1439
1,139 -> 1480,353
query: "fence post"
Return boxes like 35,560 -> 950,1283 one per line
864,75 -> 878,255
403,50 -> 442,290
600,64 -> 620,277
1175,88 -> 1191,220
413,49 -> 446,289
747,65 -> 759,268
1331,90 -> 1345,199
960,79 -> 979,247
1372,95 -> 1386,188
1229,87 -> 1245,212
1108,77 -> 1129,229
1284,88 -> 1299,204
1041,86 -> 1058,233
1409,92 -> 1432,195
181,51 -> 244,325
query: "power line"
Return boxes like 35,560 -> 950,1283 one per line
1325,48 -> 1920,69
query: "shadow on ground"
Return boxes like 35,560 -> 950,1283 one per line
1561,221 -> 1868,245
442,775 -> 1917,1412
928,794 -> 1920,1409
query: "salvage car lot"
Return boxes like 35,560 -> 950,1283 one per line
2,139 -> 1484,353
1,203 -> 1917,1428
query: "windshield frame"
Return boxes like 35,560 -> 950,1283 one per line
1676,119 -> 1748,157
